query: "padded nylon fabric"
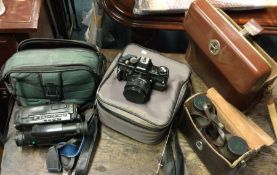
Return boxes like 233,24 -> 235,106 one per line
2,48 -> 103,106
97,44 -> 191,144
98,44 -> 191,127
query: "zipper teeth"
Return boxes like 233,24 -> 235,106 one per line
98,80 -> 189,130
97,97 -> 162,128
98,101 -> 164,131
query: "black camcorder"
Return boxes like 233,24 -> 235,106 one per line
117,55 -> 169,103
14,104 -> 81,130
14,103 -> 88,146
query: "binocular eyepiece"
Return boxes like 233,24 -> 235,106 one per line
191,95 -> 249,162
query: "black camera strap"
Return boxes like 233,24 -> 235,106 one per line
157,126 -> 186,175
46,105 -> 99,174
74,108 -> 99,175
156,117 -> 188,175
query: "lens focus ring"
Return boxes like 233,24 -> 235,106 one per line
123,76 -> 151,104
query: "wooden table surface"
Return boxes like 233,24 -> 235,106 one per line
1,49 -> 277,175
0,0 -> 42,33
102,0 -> 277,34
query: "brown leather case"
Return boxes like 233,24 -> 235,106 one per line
182,89 -> 274,174
184,0 -> 277,109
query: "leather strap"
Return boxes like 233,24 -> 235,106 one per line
266,91 -> 277,138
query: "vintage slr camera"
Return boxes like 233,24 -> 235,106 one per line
117,55 -> 169,103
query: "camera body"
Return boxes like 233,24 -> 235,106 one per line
117,55 -> 169,103
14,104 -> 81,130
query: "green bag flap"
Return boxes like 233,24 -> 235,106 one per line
2,48 -> 103,77
1,48 -> 104,106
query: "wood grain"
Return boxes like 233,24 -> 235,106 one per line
101,0 -> 277,34
1,49 -> 277,175
0,0 -> 42,32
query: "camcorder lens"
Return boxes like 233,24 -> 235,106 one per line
15,122 -> 88,146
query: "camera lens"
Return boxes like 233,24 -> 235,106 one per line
123,75 -> 151,104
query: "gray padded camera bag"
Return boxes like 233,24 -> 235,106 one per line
97,44 -> 191,144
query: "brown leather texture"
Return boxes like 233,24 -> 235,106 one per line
184,0 -> 272,95
181,116 -> 235,174
181,93 -> 260,174
186,42 -> 259,109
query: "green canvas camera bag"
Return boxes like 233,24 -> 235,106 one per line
1,39 -> 106,107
